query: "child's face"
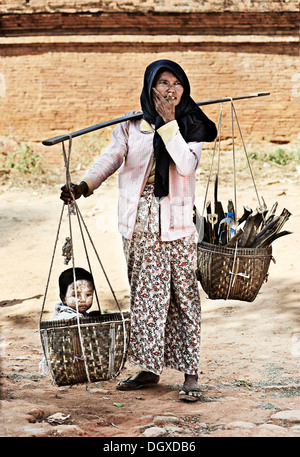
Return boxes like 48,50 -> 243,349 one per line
62,279 -> 94,313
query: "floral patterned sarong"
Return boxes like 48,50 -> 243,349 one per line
123,184 -> 201,376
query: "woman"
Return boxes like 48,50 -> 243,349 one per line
61,60 -> 217,401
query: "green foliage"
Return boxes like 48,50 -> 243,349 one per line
5,142 -> 43,174
248,145 -> 300,167
268,148 -> 300,166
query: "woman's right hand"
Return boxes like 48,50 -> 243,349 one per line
60,182 -> 88,203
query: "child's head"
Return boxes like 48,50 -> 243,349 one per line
59,268 -> 95,313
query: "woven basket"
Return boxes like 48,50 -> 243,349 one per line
197,241 -> 272,302
40,312 -> 130,386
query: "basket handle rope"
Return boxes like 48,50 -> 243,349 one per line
40,137 -> 127,381
39,203 -> 65,325
201,104 -> 224,220
63,138 -> 102,314
62,135 -> 122,315
63,137 -> 127,377
227,100 -> 267,297
199,100 -> 267,299
201,100 -> 265,220
230,101 -> 265,213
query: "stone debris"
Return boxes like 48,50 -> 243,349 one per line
153,415 -> 180,424
224,421 -> 255,429
271,410 -> 300,424
143,426 -> 167,437
255,424 -> 287,437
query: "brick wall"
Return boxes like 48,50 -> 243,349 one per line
0,3 -> 299,166
1,0 -> 299,13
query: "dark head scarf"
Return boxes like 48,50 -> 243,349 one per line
140,59 -> 217,198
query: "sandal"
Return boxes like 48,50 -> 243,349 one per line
116,373 -> 160,391
179,386 -> 202,402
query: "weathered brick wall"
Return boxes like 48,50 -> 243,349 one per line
0,37 -> 298,139
1,0 -> 299,13
0,2 -> 298,166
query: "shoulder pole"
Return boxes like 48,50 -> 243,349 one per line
42,92 -> 270,146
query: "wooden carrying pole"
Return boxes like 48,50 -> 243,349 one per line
42,92 -> 270,146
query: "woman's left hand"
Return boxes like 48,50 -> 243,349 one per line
152,87 -> 176,124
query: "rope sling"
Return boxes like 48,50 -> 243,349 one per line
196,100 -> 274,302
39,137 -> 130,386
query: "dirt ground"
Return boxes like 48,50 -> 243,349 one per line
0,148 -> 300,440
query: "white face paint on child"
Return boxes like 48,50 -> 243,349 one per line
63,279 -> 94,313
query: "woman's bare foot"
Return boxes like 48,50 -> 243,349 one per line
179,374 -> 202,402
116,371 -> 160,390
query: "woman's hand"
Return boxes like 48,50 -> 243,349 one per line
152,87 -> 176,124
60,182 -> 88,203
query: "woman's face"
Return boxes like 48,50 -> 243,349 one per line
153,70 -> 184,107
62,279 -> 94,313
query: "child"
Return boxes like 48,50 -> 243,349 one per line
51,267 -> 95,320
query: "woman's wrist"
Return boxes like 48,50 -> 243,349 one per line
79,181 -> 88,196
163,115 -> 175,124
